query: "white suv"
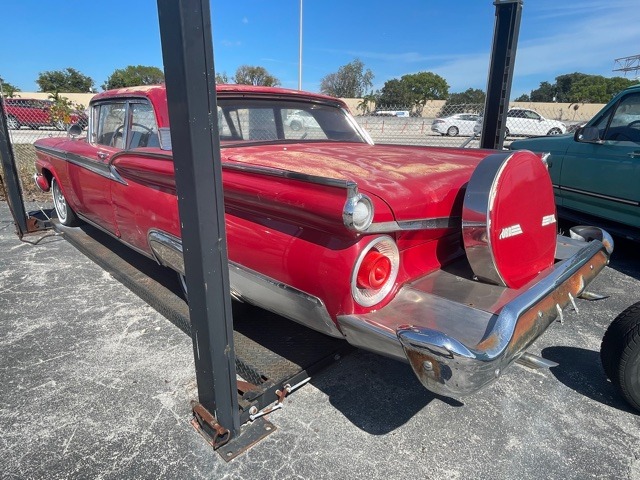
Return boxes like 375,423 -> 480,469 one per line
474,108 -> 566,137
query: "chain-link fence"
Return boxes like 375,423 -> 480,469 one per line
0,96 -> 89,200
353,102 -> 596,148
1,95 -> 601,200
2,97 -> 88,145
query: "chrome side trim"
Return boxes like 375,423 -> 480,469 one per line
365,216 -> 460,233
223,162 -> 374,233
222,161 -> 355,190
147,230 -> 343,338
35,144 -> 127,185
148,230 -> 185,275
557,185 -> 640,206
338,316 -> 407,362
338,230 -> 612,397
229,263 -> 343,338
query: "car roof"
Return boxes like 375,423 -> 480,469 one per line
91,84 -> 345,106
90,84 -> 349,128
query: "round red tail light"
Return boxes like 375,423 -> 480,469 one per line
357,250 -> 392,289
351,236 -> 399,307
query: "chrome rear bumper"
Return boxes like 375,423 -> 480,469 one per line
337,228 -> 612,397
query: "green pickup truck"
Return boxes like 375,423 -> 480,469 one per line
510,84 -> 640,241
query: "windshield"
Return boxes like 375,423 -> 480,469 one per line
216,98 -> 367,145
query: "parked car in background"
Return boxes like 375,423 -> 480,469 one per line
431,113 -> 479,136
284,110 -> 320,131
34,84 -> 612,399
510,84 -> 640,240
474,108 -> 567,137
369,110 -> 410,118
3,98 -> 88,130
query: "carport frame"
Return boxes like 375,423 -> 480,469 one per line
0,0 -> 527,459
480,0 -> 523,150
0,99 -> 51,238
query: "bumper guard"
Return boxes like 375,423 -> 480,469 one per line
338,228 -> 613,397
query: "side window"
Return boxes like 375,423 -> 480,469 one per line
93,103 -> 126,148
523,110 -> 540,120
601,93 -> 640,143
128,102 -> 159,148
221,107 -> 278,141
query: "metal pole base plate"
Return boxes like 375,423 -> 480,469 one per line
215,417 -> 276,462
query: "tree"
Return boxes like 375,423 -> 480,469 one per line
526,73 -> 635,104
529,81 -> 556,102
233,65 -> 279,86
554,73 -> 590,102
319,59 -> 374,98
215,72 -> 229,84
102,65 -> 164,90
606,76 -> 636,98
377,79 -> 412,108
0,76 -> 20,97
36,67 -> 94,93
514,93 -> 530,102
442,88 -> 485,114
356,91 -> 378,115
378,71 -> 448,114
567,75 -> 635,103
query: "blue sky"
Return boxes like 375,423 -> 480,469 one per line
1,0 -> 639,99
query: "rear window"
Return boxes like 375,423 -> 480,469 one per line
216,98 -> 366,145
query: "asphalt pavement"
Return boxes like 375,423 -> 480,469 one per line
1,202 -> 640,479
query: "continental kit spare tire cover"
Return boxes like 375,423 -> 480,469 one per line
462,150 -> 557,289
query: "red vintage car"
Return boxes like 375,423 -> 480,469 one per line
34,85 -> 613,398
5,98 -> 88,130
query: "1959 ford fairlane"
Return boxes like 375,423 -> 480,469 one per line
34,85 -> 613,398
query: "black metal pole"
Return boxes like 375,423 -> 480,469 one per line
480,0 -> 523,150
0,97 -> 29,237
157,0 -> 240,436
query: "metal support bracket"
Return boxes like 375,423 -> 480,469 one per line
191,401 -> 231,449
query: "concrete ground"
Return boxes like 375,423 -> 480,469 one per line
1,202 -> 640,479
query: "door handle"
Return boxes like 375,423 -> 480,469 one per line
97,151 -> 109,160
627,151 -> 640,158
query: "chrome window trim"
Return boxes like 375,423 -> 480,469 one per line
342,107 -> 374,145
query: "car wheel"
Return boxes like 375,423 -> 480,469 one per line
547,128 -> 562,136
6,116 -> 20,130
600,302 -> 640,411
290,120 -> 302,131
51,177 -> 80,226
447,126 -> 459,137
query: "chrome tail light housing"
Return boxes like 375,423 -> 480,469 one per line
351,235 -> 399,307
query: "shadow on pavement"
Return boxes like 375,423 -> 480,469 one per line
607,236 -> 640,281
542,345 -> 636,414
311,351 -> 464,435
